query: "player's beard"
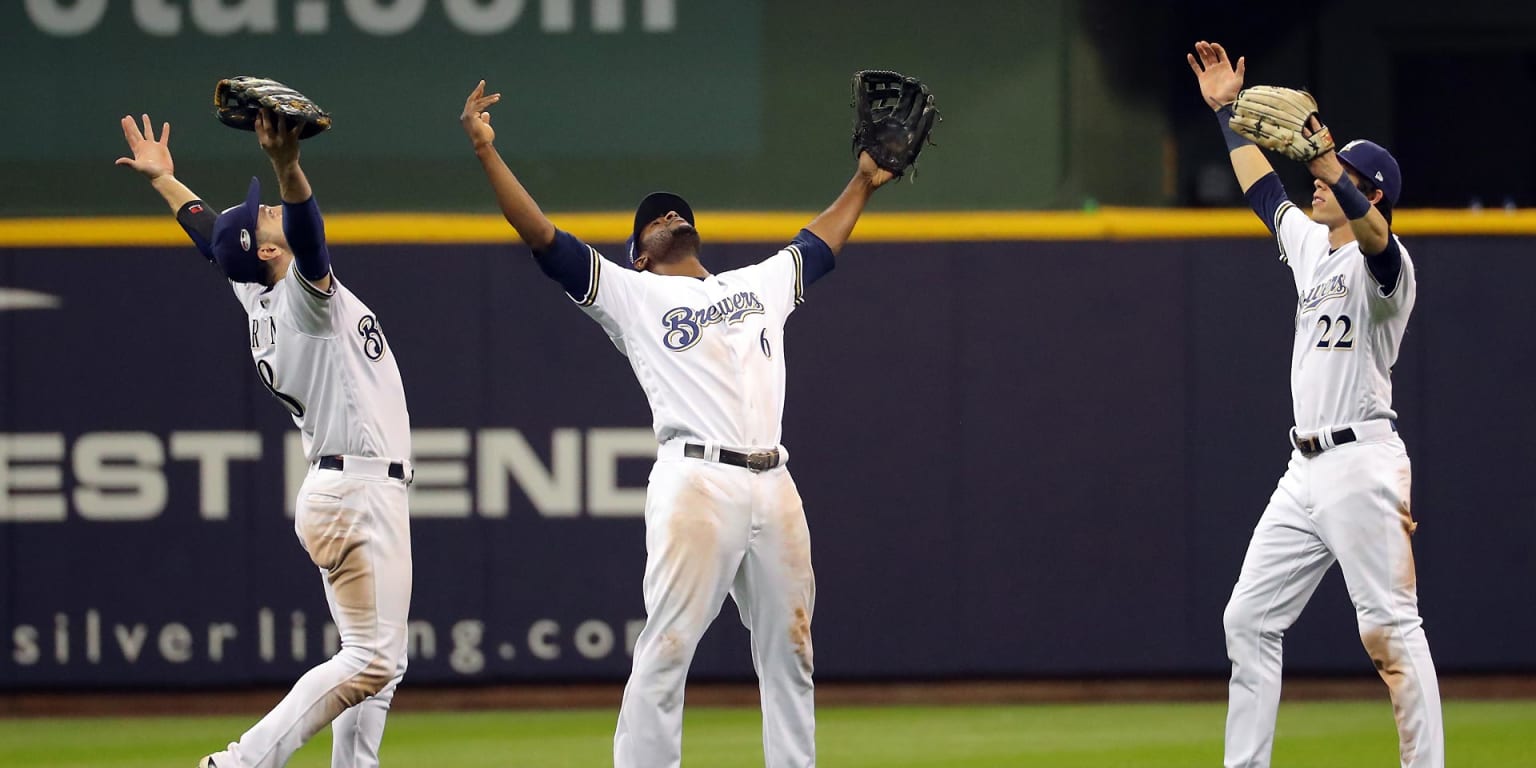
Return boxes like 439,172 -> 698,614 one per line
645,223 -> 701,264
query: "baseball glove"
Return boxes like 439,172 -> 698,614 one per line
214,76 -> 332,139
851,70 -> 939,178
1228,86 -> 1333,162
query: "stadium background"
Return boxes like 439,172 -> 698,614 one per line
3,0 -> 1536,765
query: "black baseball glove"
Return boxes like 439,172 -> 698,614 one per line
214,76 -> 332,139
851,70 -> 939,178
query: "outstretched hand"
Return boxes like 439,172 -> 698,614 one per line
461,80 -> 501,149
1187,40 -> 1245,111
857,151 -> 896,190
256,108 -> 302,168
115,114 -> 175,180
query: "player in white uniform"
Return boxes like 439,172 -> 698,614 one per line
458,81 -> 894,768
1188,42 -> 1444,768
116,111 -> 413,768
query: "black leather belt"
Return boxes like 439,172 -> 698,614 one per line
318,455 -> 407,481
683,443 -> 781,472
1292,421 -> 1396,458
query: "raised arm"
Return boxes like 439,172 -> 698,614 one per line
259,110 -> 312,205
1188,41 -> 1277,194
461,80 -> 556,251
804,152 -> 894,256
256,109 -> 331,291
116,114 -> 199,212
1188,41 -> 1299,235
115,114 -> 224,259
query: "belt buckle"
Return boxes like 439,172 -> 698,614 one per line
1295,435 -> 1322,457
745,451 -> 776,472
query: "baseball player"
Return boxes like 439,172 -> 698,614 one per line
1187,42 -> 1444,767
458,80 -> 895,768
115,110 -> 413,768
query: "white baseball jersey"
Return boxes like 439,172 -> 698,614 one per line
557,233 -> 822,447
1274,203 -> 1416,432
233,264 -> 412,461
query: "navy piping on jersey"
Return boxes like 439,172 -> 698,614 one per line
789,245 -> 805,306
577,245 -> 601,307
1271,202 -> 1299,264
294,267 -> 335,299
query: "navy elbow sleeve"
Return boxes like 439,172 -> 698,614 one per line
533,229 -> 598,301
1244,174 -> 1290,234
1365,235 -> 1403,293
282,197 -> 332,281
176,200 -> 218,263
794,229 -> 835,287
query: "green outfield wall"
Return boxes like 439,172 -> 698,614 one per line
2,0 -> 1093,215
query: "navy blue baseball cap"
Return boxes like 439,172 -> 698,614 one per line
626,191 -> 694,267
208,177 -> 271,284
1337,140 -> 1402,207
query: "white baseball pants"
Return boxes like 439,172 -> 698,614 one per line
1223,431 -> 1442,768
615,445 -> 816,768
216,458 -> 413,768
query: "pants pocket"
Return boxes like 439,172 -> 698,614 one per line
296,484 -> 363,571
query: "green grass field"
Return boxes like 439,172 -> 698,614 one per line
3,700 -> 1532,767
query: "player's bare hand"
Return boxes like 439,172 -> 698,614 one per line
857,151 -> 896,190
1303,116 -> 1345,183
256,108 -> 302,169
114,114 -> 175,180
461,80 -> 501,150
1187,41 -> 1245,111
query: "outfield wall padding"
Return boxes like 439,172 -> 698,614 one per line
1,235 -> 1532,688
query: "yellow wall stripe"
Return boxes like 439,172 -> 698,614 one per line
3,208 -> 1536,247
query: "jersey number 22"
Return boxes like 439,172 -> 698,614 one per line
1315,314 -> 1355,350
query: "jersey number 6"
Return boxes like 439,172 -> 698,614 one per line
257,360 -> 307,418
1315,314 -> 1355,350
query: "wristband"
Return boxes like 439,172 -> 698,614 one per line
1216,104 -> 1253,152
1329,175 -> 1373,220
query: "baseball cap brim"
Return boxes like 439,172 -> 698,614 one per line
210,177 -> 268,283
1336,155 -> 1372,189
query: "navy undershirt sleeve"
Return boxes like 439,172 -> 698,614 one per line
1365,235 -> 1403,293
532,229 -> 596,301
793,228 -> 834,287
1243,173 -> 1291,235
282,196 -> 332,282
176,200 -> 218,263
